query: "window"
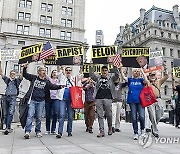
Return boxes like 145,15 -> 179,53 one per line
148,30 -> 150,35
168,33 -> 171,39
154,30 -> 157,35
67,0 -> 73,3
19,0 -> 25,7
24,26 -> 29,35
164,85 -> 168,95
167,23 -> 169,27
17,25 -> 23,34
18,12 -> 24,20
60,31 -> 65,39
39,28 -> 45,37
46,16 -> 52,24
161,31 -> 164,37
176,35 -> 179,40
67,19 -> 72,27
61,18 -> 66,27
46,29 -> 51,37
47,4 -> 53,12
14,65 -> 19,73
26,0 -> 32,9
40,15 -> 46,24
25,13 -> 31,21
41,3 -> 46,11
178,50 -> 180,58
66,32 -> 72,40
62,6 -> 67,15
18,40 -> 25,45
144,34 -> 146,39
170,48 -> 173,57
162,47 -> 166,56
171,61 -> 174,67
67,7 -> 72,15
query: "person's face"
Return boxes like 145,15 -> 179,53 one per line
107,56 -> 115,64
32,53 -> 39,61
38,68 -> 46,78
136,56 -> 147,67
132,69 -> 140,78
101,68 -> 108,77
73,56 -> 81,65
149,72 -> 156,81
65,68 -> 72,77
10,71 -> 16,79
52,70 -> 57,78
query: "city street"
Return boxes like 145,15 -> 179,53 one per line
0,120 -> 180,154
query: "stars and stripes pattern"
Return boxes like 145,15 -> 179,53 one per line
113,49 -> 121,67
40,42 -> 54,60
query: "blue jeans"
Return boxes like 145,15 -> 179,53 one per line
129,103 -> 145,134
3,96 -> 16,129
58,99 -> 73,134
25,100 -> 45,133
45,99 -> 59,133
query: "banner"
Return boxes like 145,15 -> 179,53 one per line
92,45 -> 118,64
173,58 -> 180,78
18,43 -> 43,64
56,46 -> 84,65
0,49 -> 20,61
45,55 -> 57,65
82,64 -> 116,78
121,47 -> 150,68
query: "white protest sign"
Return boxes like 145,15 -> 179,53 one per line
0,49 -> 20,61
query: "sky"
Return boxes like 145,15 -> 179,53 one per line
85,0 -> 180,46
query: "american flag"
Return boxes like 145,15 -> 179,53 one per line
113,49 -> 121,67
40,42 -> 54,60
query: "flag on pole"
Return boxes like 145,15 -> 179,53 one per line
40,42 -> 54,60
113,48 -> 121,67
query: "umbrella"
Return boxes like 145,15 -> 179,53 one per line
19,97 -> 29,129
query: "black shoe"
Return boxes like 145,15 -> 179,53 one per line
4,129 -> 9,135
115,129 -> 121,132
86,128 -> 89,132
68,133 -> 72,137
152,132 -> 159,138
146,128 -> 151,133
56,133 -> 62,138
112,127 -> 115,133
89,129 -> 93,134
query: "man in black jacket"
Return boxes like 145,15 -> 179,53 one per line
22,63 -> 64,139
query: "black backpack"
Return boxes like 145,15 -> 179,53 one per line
7,78 -> 20,96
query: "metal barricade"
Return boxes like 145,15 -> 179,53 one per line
0,94 -> 5,130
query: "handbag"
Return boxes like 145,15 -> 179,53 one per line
140,86 -> 157,108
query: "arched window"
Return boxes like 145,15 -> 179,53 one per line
164,85 -> 168,95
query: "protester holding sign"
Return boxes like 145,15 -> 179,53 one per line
22,63 -> 64,139
172,76 -> 180,128
119,64 -> 148,140
89,64 -> 119,138
146,64 -> 168,138
0,61 -> 23,135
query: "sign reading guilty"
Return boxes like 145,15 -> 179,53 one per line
56,46 -> 84,65
18,43 -> 43,64
92,45 -> 117,64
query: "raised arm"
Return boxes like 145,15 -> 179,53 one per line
49,80 -> 64,90
0,61 -> 3,76
112,67 -> 120,83
159,64 -> 169,86
89,65 -> 98,82
119,63 -> 128,82
22,63 -> 36,81
140,68 -> 150,85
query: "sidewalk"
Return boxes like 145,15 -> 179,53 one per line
0,120 -> 180,154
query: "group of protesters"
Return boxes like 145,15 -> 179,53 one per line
0,60 -> 180,141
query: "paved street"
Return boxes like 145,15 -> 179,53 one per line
0,120 -> 180,154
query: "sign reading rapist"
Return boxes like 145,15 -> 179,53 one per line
92,45 -> 117,64
121,47 -> 150,68
18,43 -> 43,64
56,46 -> 84,65
173,58 -> 180,78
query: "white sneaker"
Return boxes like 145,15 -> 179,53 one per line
36,132 -> 42,138
45,131 -> 50,135
141,129 -> 145,135
134,134 -> 139,140
24,132 -> 30,139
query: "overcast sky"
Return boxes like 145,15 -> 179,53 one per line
85,0 -> 180,46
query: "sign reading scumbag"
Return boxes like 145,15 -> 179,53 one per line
0,49 -> 20,61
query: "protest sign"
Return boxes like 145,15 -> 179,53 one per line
173,58 -> 180,78
0,49 -> 20,61
56,46 -> 84,65
45,55 -> 57,65
121,47 -> 150,68
18,43 -> 43,64
91,45 -> 117,64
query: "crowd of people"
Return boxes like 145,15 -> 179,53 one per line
0,60 -> 180,141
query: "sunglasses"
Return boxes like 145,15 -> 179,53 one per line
65,69 -> 72,71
